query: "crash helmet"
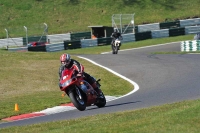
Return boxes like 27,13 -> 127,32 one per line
114,28 -> 118,33
60,53 -> 71,66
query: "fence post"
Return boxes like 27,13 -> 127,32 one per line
24,26 -> 28,45
5,29 -> 8,49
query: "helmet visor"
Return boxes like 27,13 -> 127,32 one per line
62,60 -> 71,66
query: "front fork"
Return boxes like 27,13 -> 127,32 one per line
75,86 -> 82,100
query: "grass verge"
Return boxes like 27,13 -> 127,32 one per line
0,99 -> 199,132
0,34 -> 199,132
0,50 -> 133,120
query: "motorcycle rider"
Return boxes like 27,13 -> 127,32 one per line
194,32 -> 200,40
111,28 -> 123,50
58,53 -> 102,97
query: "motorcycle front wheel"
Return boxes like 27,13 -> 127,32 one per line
69,89 -> 86,111
112,45 -> 118,54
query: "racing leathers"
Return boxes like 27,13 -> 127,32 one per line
58,59 -> 102,96
111,31 -> 122,49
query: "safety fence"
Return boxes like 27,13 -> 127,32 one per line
3,18 -> 200,52
0,37 -> 23,48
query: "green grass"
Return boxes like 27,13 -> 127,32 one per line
0,0 -> 200,38
1,99 -> 200,133
0,0 -> 200,132
0,50 -> 133,120
0,34 -> 199,132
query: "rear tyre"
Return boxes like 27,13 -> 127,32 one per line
95,92 -> 106,108
112,45 -> 115,54
69,91 -> 86,111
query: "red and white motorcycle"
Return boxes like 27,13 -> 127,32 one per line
59,65 -> 106,111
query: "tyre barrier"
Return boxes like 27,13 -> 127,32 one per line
8,47 -> 27,52
151,29 -> 169,38
27,43 -> 64,52
181,40 -> 200,52
45,43 -> 64,52
81,39 -> 98,48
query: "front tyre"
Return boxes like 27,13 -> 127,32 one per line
115,46 -> 118,54
112,45 -> 117,54
69,91 -> 86,111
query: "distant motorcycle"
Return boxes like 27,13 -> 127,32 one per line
112,38 -> 122,54
59,65 -> 106,111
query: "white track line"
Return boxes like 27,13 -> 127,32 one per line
3,55 -> 140,121
101,41 -> 180,54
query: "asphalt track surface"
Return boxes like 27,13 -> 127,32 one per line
1,42 -> 200,128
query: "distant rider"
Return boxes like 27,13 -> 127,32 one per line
194,33 -> 200,40
58,53 -> 102,97
111,28 -> 123,50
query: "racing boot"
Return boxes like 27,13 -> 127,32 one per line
91,82 -> 103,97
118,43 -> 121,50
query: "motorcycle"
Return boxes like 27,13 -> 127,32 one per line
59,65 -> 106,111
112,38 -> 122,54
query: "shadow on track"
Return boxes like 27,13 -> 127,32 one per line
86,101 -> 141,111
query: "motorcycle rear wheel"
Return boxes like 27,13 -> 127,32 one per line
69,91 -> 86,111
95,92 -> 106,108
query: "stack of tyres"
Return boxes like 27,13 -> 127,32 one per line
97,37 -> 112,46
160,21 -> 180,29
169,27 -> 185,37
135,31 -> 152,41
63,40 -> 81,50
27,42 -> 47,52
28,45 -> 46,52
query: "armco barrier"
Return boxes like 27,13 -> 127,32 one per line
81,39 -> 98,48
151,29 -> 169,38
181,40 -> 200,51
45,43 -> 64,52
